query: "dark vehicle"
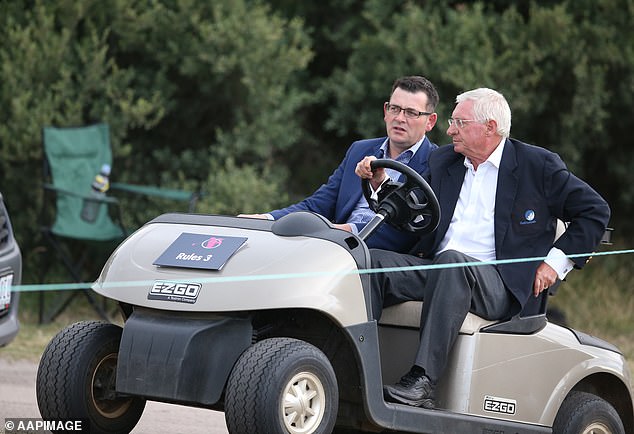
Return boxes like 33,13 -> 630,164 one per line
0,192 -> 21,347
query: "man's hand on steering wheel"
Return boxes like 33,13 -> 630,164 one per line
355,156 -> 386,190
356,157 -> 440,236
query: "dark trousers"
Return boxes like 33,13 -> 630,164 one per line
370,249 -> 514,383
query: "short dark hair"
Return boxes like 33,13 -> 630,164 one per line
391,76 -> 439,112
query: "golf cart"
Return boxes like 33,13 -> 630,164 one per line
36,159 -> 633,434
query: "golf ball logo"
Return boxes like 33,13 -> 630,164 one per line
201,237 -> 223,249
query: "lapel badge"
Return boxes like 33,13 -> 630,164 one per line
521,209 -> 537,225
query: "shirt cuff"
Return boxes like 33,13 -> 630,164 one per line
264,213 -> 275,220
544,247 -> 575,280
371,176 -> 391,200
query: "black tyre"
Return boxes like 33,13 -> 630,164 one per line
225,337 -> 338,434
552,391 -> 624,434
36,321 -> 146,434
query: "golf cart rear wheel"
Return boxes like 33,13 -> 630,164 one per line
36,321 -> 146,434
552,391 -> 624,434
225,337 -> 338,434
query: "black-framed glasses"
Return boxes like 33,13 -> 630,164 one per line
385,102 -> 433,119
447,118 -> 480,128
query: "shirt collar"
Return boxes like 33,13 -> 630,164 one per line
379,136 -> 425,160
464,137 -> 506,170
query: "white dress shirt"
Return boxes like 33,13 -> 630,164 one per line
437,141 -> 505,262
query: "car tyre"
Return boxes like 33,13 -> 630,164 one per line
36,321 -> 146,434
225,337 -> 338,434
552,391 -> 624,434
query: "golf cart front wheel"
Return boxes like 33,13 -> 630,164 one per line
552,391 -> 624,434
36,321 -> 146,434
225,337 -> 338,434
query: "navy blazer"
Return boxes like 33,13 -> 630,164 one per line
270,136 -> 437,252
411,139 -> 610,312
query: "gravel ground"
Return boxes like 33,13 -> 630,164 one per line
0,357 -> 229,434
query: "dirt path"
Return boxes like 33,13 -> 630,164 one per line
0,357 -> 229,434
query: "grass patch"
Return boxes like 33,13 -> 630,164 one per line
550,253 -> 634,375
2,291 -> 119,362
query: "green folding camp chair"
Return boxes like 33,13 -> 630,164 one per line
39,123 -> 198,323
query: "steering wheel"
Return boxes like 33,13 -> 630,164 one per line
361,159 -> 440,235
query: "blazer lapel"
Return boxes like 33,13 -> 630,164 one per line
403,136 -> 431,176
494,139 -> 519,254
433,156 -> 465,248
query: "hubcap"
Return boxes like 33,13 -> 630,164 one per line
582,422 -> 612,434
91,353 -> 133,418
281,371 -> 326,434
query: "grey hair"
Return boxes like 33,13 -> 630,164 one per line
456,88 -> 511,137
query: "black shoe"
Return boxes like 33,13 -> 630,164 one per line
383,370 -> 435,408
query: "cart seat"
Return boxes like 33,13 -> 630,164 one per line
379,302 -> 496,334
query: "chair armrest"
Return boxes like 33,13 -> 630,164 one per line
110,182 -> 199,211
43,183 -> 119,204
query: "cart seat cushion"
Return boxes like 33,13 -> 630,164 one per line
379,301 -> 496,334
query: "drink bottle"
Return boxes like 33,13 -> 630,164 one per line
80,164 -> 111,223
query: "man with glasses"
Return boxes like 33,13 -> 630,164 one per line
240,76 -> 439,252
356,87 -> 610,408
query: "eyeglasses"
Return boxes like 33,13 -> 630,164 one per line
447,118 -> 481,128
385,102 -> 433,119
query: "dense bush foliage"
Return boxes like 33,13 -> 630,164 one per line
1,0 -> 632,283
